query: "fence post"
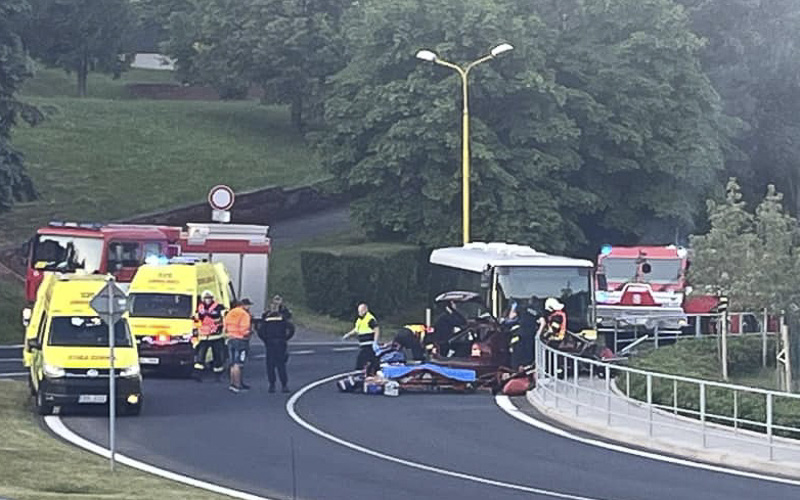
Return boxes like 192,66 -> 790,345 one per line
605,365 -> 611,426
573,357 -> 579,416
700,382 -> 707,448
614,321 -> 619,353
647,373 -> 653,437
626,371 -> 631,415
733,390 -> 738,434
767,393 -> 774,461
673,379 -> 678,415
553,351 -> 559,409
695,314 -> 701,337
762,308 -> 769,368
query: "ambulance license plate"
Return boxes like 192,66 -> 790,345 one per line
78,394 -> 107,404
139,357 -> 160,365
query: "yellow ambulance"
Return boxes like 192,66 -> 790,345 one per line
23,273 -> 142,416
127,258 -> 234,373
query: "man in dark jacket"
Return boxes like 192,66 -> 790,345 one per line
430,300 -> 467,356
257,308 -> 295,393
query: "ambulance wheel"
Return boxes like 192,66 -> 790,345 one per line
35,390 -> 52,416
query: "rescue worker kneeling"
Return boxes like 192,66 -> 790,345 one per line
193,290 -> 226,382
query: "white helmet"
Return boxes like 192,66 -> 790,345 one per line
201,290 -> 215,299
545,297 -> 564,312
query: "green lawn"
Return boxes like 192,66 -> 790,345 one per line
2,97 -> 323,247
0,274 -> 25,344
0,380 -> 228,500
21,66 -> 177,100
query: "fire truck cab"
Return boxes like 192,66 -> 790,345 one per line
23,222 -> 178,302
595,245 -> 688,330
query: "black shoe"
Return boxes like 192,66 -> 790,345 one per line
228,385 -> 240,394
240,383 -> 251,391
268,384 -> 276,393
281,386 -> 290,393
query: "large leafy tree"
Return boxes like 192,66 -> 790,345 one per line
162,0 -> 349,129
678,0 -> 800,216
0,0 -> 41,211
24,0 -> 135,97
318,0 -> 726,251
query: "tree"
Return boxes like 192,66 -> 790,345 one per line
161,0 -> 349,129
317,0 -> 727,251
0,0 -> 41,211
25,0 -> 135,97
677,0 -> 800,216
690,179 -> 800,313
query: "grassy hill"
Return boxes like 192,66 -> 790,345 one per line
1,67 -> 323,248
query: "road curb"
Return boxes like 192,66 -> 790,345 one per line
525,389 -> 800,480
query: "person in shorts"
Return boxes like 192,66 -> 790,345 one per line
224,298 -> 253,393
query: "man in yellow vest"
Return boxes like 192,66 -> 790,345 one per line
343,303 -> 380,372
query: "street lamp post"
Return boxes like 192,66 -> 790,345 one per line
416,43 -> 513,245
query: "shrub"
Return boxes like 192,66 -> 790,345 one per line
622,336 -> 800,437
300,243 -> 423,319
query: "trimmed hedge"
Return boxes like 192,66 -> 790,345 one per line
625,337 -> 800,438
300,243 -> 424,319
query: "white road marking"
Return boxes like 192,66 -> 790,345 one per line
495,395 -> 800,487
44,416 -> 277,500
291,350 -> 315,355
0,372 -> 26,378
331,347 -> 358,352
0,345 -> 22,349
286,372 -> 609,500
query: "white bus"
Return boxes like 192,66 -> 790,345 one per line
429,243 -> 595,332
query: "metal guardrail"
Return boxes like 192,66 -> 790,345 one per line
598,310 -> 778,355
532,336 -> 800,461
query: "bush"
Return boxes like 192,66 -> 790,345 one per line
300,243 -> 423,319
623,336 -> 800,437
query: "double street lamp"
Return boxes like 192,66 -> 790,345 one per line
416,43 -> 514,245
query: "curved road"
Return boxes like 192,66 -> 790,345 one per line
59,344 -> 800,500
6,206 -> 800,499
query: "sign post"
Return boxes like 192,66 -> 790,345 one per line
89,277 -> 128,471
208,184 -> 235,223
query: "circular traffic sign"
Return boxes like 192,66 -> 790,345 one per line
208,185 -> 235,211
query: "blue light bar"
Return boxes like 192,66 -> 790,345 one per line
600,244 -> 613,256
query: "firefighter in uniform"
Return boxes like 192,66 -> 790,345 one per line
342,303 -> 380,373
192,290 -> 226,381
539,297 -> 568,347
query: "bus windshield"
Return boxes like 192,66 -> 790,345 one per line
601,258 -> 682,283
32,235 -> 104,273
48,316 -> 132,347
496,266 -> 593,331
129,293 -> 193,319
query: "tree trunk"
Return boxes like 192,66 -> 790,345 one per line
290,93 -> 303,131
77,52 -> 88,97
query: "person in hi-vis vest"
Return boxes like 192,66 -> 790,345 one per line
342,303 -> 380,372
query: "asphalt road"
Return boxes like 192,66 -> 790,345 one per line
54,342 -> 800,500
7,205 -> 800,498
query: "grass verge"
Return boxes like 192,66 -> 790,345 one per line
0,380 -> 227,500
2,97 -> 322,247
0,274 -> 25,344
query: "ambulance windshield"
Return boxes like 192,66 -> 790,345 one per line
129,293 -> 193,319
49,316 -> 132,347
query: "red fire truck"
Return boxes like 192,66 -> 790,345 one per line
594,244 -> 764,335
594,245 -> 689,331
23,221 -> 271,312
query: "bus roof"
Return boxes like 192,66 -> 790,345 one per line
430,243 -> 594,273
